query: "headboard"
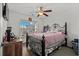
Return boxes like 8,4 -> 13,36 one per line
49,22 -> 67,34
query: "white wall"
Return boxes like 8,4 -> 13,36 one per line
0,3 -> 2,56
0,3 -> 7,56
8,3 -> 79,47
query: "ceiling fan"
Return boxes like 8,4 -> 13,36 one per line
36,7 -> 52,17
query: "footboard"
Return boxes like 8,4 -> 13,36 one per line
28,36 -> 42,55
26,34 -> 45,56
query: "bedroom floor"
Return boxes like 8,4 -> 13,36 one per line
22,44 -> 76,56
49,47 -> 76,56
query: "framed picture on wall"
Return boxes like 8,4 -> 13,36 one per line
2,3 -> 9,21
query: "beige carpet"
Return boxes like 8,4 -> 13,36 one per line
50,46 -> 76,56
22,44 -> 76,56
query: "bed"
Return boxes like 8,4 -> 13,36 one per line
26,22 -> 67,56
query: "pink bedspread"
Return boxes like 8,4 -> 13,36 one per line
29,32 -> 65,47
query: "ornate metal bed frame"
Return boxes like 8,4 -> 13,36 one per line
26,22 -> 67,56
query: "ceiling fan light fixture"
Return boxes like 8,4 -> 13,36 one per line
38,12 -> 43,16
36,6 -> 52,17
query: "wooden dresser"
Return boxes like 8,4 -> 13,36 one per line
3,40 -> 22,56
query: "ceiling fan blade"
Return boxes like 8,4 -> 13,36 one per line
43,13 -> 48,17
44,10 -> 52,12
